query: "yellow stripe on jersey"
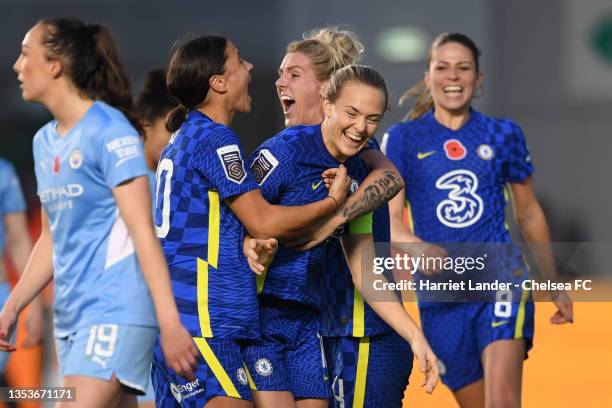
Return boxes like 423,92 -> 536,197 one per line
514,289 -> 529,339
352,289 -> 365,337
353,337 -> 371,408
193,338 -> 241,398
349,212 -> 373,234
197,258 -> 212,337
256,270 -> 267,295
208,191 -> 220,268
244,363 -> 256,391
405,199 -> 414,233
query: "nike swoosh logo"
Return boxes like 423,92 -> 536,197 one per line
417,151 -> 436,160
312,180 -> 323,190
491,320 -> 509,328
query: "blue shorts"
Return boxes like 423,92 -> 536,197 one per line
419,296 -> 535,391
324,331 -> 413,408
0,282 -> 11,373
243,301 -> 330,399
152,337 -> 252,407
137,367 -> 155,403
55,324 -> 157,394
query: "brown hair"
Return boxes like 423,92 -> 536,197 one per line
287,27 -> 364,83
39,17 -> 141,132
399,32 -> 481,120
165,35 -> 228,132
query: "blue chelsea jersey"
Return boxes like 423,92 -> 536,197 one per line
249,124 -> 361,307
155,111 -> 260,339
382,109 -> 534,244
319,139 -> 395,337
33,101 -> 156,337
382,109 -> 534,305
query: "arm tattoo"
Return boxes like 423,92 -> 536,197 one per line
342,170 -> 403,222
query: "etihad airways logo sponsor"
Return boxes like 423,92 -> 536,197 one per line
39,184 -> 84,203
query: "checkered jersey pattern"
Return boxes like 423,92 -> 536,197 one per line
382,108 -> 534,307
249,124 -> 360,307
156,110 -> 259,339
319,155 -> 395,337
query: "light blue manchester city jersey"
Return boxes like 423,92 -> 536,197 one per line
33,101 -> 156,337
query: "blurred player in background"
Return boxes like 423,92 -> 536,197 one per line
151,35 -> 349,407
245,64 -> 438,408
2,17 -> 199,408
0,159 -> 43,388
135,68 -> 177,407
271,28 -> 423,407
136,68 -> 177,203
382,32 -> 573,408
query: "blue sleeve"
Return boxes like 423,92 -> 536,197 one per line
503,122 -> 535,183
96,124 -> 148,188
249,140 -> 290,203
366,138 -> 381,151
0,161 -> 26,214
381,125 -> 409,182
192,127 -> 258,200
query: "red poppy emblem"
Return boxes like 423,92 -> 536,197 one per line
443,139 -> 467,160
53,156 -> 60,174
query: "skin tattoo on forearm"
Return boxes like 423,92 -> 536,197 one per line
342,170 -> 403,222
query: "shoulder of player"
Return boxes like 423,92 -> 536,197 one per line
88,102 -> 140,142
481,113 -> 525,140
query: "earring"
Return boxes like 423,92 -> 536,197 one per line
474,83 -> 484,98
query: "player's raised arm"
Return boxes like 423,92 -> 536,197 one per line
227,164 -> 348,241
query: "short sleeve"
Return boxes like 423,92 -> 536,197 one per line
503,123 -> 535,183
0,161 -> 26,214
96,125 -> 148,189
381,125 -> 409,182
248,140 -> 291,203
191,127 -> 258,200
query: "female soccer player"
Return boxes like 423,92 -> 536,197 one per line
1,17 -> 199,408
246,64 -> 438,408
135,68 -> 177,407
150,35 -> 349,408
383,32 -> 573,408
0,159 -> 43,370
136,68 -> 177,211
266,28 -> 425,408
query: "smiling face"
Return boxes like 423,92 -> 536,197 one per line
222,41 -> 254,113
425,41 -> 482,116
13,24 -> 57,103
322,81 -> 386,162
275,51 -> 325,127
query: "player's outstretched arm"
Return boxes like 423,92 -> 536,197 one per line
0,208 -> 53,351
298,154 -> 403,251
509,177 -> 573,324
113,176 -> 200,380
227,165 -> 349,241
340,232 -> 439,394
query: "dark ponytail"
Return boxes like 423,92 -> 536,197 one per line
400,32 -> 482,121
165,35 -> 228,132
38,17 -> 141,132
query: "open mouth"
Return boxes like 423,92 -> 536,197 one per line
443,85 -> 464,97
343,130 -> 365,145
280,95 -> 295,114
